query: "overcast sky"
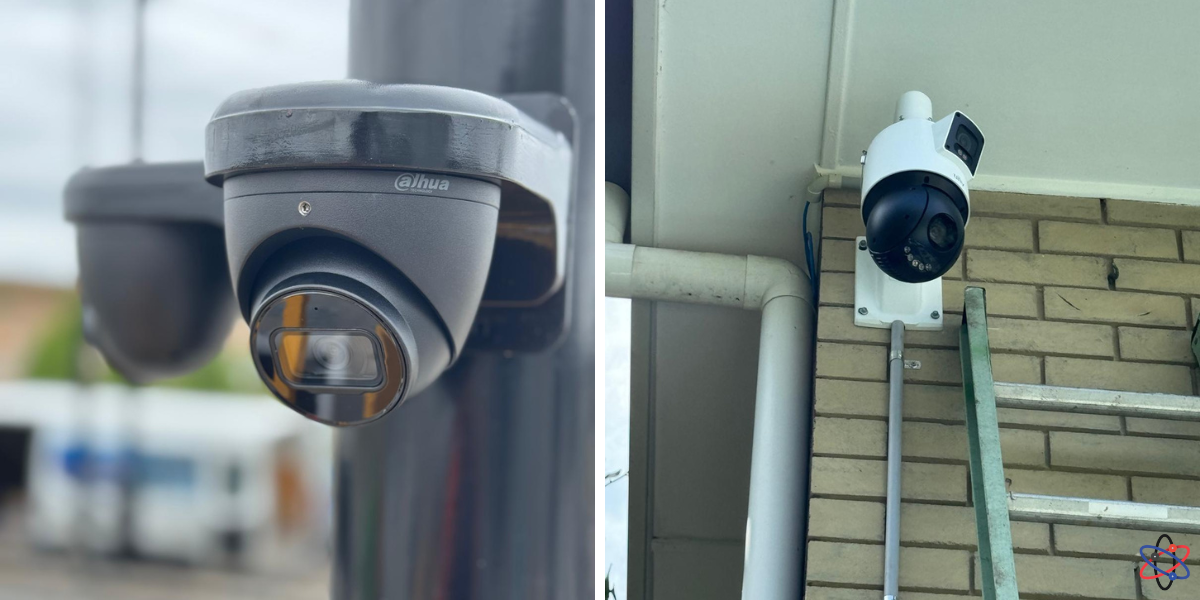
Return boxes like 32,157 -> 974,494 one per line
0,0 -> 349,287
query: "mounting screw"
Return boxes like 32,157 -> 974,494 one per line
858,240 -> 867,250
298,201 -> 312,216
858,307 -> 868,315
931,311 -> 940,319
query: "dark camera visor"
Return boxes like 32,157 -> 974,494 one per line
273,330 -> 382,388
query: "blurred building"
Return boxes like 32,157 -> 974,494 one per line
0,286 -> 70,380
0,382 -> 332,568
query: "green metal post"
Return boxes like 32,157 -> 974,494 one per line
959,286 -> 1020,599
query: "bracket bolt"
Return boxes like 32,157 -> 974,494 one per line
931,311 -> 940,319
858,307 -> 868,315
858,240 -> 867,250
298,201 -> 312,216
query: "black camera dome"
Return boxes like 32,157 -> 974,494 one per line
862,172 -> 968,284
64,162 -> 235,384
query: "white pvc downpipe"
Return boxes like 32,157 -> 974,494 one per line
605,182 -> 630,244
604,184 -> 815,600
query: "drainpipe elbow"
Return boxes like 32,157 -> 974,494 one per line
744,255 -> 812,311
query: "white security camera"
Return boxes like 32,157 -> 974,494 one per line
860,91 -> 984,283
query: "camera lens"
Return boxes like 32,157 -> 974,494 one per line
251,288 -> 412,426
927,213 -> 959,250
312,336 -> 351,370
956,128 -> 976,153
273,330 -> 382,387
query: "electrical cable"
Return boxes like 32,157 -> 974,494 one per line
802,200 -> 818,299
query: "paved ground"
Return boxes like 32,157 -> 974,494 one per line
0,502 -> 329,600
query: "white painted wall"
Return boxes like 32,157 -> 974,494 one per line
628,0 -> 834,598
626,1 -> 1200,598
822,0 -> 1200,204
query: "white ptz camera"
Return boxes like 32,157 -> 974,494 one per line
861,91 -> 983,283
854,91 -> 984,329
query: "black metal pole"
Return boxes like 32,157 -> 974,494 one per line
333,1 -> 594,598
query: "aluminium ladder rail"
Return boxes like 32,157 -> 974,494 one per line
959,286 -> 1200,599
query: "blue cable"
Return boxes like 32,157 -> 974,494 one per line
806,233 -> 817,299
802,200 -> 818,299
802,201 -> 812,281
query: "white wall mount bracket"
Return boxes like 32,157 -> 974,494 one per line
853,236 -> 944,330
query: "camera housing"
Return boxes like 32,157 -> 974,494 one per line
65,81 -> 575,427
64,162 -> 236,383
205,80 -> 575,425
860,91 -> 984,284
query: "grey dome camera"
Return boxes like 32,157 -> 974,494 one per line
64,162 -> 235,383
205,80 -> 575,425
860,91 -> 984,283
65,81 -> 576,427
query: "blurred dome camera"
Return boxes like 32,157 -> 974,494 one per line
67,81 -> 577,427
64,162 -> 235,384
860,91 -> 984,283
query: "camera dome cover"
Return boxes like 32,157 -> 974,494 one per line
863,172 -> 967,283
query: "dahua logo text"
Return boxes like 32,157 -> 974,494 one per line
395,173 -> 450,192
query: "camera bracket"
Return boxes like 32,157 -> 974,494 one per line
854,236 -> 944,330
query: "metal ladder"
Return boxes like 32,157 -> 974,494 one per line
959,286 -> 1200,599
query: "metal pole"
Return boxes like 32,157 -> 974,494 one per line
131,0 -> 147,160
333,1 -> 593,598
72,0 -> 94,167
883,320 -> 904,600
123,1 -> 149,559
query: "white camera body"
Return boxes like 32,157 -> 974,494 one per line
854,91 -> 985,330
861,92 -> 978,211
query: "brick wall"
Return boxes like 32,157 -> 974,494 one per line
806,189 -> 1200,599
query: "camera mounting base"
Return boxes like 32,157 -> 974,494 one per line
853,236 -> 944,330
